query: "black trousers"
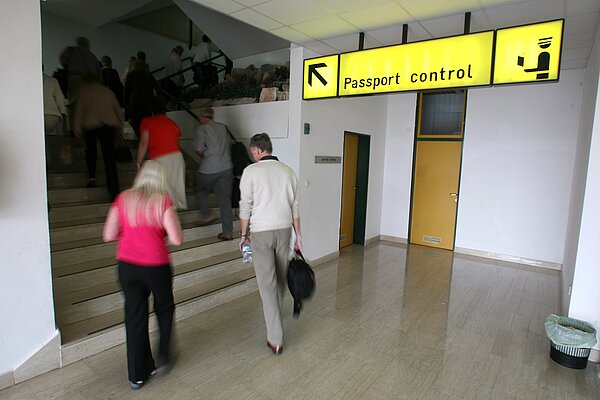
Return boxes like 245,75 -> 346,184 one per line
84,125 -> 120,200
128,111 -> 150,140
118,261 -> 175,382
193,63 -> 217,87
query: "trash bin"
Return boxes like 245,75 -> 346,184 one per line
544,314 -> 597,369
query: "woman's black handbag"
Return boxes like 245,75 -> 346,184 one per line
287,250 -> 315,317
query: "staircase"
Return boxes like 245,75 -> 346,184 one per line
45,134 -> 257,366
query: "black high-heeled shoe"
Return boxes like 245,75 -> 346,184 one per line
129,368 -> 157,389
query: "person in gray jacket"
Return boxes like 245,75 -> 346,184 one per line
194,107 -> 233,241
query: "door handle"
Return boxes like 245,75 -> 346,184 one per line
450,193 -> 457,203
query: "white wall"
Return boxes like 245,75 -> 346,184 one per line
294,48 -> 585,266
456,70 -> 584,264
568,27 -> 600,352
170,101 -> 291,141
379,73 -> 585,267
167,101 -> 292,168
299,96 -> 388,260
283,46 -> 305,175
562,27 -> 600,315
569,93 -> 600,352
41,12 -> 187,79
380,93 -> 417,240
169,42 -> 390,263
0,0 -> 58,376
235,48 -> 290,69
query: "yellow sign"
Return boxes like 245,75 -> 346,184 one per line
303,55 -> 339,99
493,19 -> 563,85
338,31 -> 494,96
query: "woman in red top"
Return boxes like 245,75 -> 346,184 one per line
103,160 -> 183,389
137,99 -> 188,210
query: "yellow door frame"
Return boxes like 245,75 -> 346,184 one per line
408,90 -> 467,250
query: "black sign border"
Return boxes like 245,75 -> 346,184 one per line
492,18 -> 564,87
302,54 -> 340,100
301,18 -> 565,100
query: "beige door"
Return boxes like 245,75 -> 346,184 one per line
340,132 -> 358,248
409,140 -> 462,250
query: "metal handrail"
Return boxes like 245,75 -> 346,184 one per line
155,83 -> 197,121
150,56 -> 193,75
159,51 -> 226,84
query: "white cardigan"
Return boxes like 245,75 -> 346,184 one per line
239,159 -> 299,233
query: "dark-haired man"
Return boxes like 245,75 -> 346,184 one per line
101,55 -> 123,106
238,133 -> 303,355
61,37 -> 102,127
73,74 -> 122,200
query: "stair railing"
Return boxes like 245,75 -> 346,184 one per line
150,56 -> 194,76
158,51 -> 228,91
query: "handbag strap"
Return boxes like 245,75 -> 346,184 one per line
295,250 -> 306,262
225,126 -> 236,143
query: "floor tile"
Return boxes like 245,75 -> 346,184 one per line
2,242 -> 599,399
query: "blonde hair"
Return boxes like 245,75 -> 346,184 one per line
122,160 -> 170,227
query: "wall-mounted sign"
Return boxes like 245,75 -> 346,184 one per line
302,19 -> 564,100
493,19 -> 563,85
315,156 -> 341,164
303,55 -> 339,99
339,31 -> 494,96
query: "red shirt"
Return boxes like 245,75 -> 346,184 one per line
140,114 -> 181,159
114,193 -> 173,266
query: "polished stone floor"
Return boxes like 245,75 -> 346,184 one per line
1,242 -> 599,399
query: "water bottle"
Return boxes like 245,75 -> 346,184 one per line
242,243 -> 252,263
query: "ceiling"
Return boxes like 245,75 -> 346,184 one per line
41,0 -> 600,69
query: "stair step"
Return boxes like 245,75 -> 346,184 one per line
50,149 -> 140,164
46,168 -> 196,190
48,196 -> 210,227
49,160 -> 139,173
53,264 -> 116,294
51,219 -> 240,251
47,171 -> 137,191
49,203 -> 113,227
51,216 -> 109,229
44,133 -> 259,366
55,253 -> 248,325
54,250 -> 242,305
52,235 -> 240,277
49,188 -> 197,208
48,187 -> 112,205
54,254 -> 248,324
58,268 -> 255,343
60,278 -> 258,366
52,245 -> 241,295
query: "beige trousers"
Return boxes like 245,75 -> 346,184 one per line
251,228 -> 292,345
44,114 -> 62,135
155,151 -> 188,210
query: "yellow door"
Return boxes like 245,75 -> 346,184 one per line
340,133 -> 358,248
410,141 -> 462,250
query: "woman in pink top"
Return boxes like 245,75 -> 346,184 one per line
103,160 -> 183,389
